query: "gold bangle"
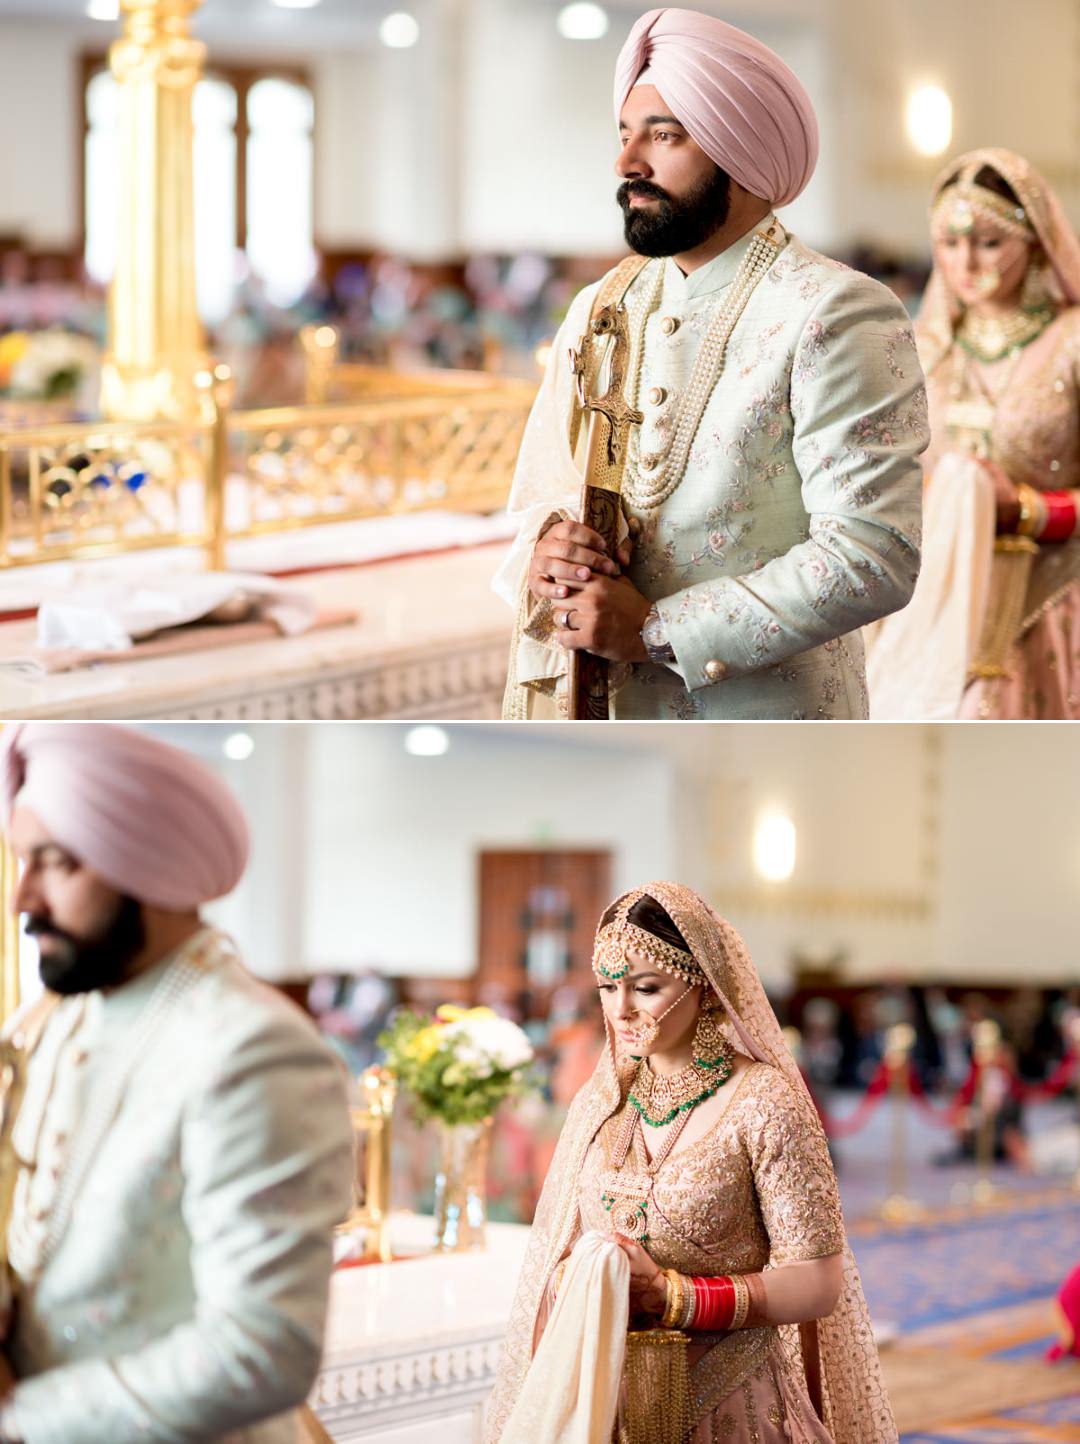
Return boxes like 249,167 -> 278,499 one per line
660,1268 -> 683,1329
679,1275 -> 697,1329
729,1274 -> 751,1330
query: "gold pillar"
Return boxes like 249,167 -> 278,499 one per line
101,0 -> 211,422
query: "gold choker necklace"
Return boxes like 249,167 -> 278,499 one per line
957,305 -> 1054,364
628,1043 -> 734,1128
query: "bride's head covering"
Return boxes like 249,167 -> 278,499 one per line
918,147 -> 1080,375
486,882 -> 897,1444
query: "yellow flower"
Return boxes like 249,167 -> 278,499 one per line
436,1005 -> 497,1024
408,1025 -> 443,1063
0,331 -> 29,387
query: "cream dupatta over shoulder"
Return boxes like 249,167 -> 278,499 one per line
484,884 -> 897,1444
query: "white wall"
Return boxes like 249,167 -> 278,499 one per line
0,21 -> 81,246
301,723 -> 675,975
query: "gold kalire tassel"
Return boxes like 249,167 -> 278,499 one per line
618,1328 -> 692,1444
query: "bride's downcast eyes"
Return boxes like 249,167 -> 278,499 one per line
597,983 -> 660,995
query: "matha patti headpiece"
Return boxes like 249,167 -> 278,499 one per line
932,161 -> 1034,241
592,886 -> 705,984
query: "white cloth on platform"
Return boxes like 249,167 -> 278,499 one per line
3,929 -> 354,1444
498,1231 -> 629,1444
36,571 -> 316,651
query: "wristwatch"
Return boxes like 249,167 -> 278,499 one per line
641,605 -> 676,666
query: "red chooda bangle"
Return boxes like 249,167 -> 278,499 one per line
1040,491 -> 1078,542
691,1274 -> 736,1330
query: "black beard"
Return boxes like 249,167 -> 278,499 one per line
617,166 -> 733,257
25,896 -> 146,996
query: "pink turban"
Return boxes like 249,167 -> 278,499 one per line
1,723 -> 249,910
614,8 -> 819,208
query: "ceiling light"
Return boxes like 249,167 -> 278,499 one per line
380,12 -> 420,47
86,0 -> 120,19
905,84 -> 952,158
557,2 -> 609,40
404,725 -> 449,757
753,811 -> 796,883
223,732 -> 255,762
272,0 -> 323,8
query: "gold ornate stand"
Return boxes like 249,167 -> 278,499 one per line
336,1066 -> 397,1263
101,0 -> 212,422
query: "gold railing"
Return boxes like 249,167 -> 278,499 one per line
0,367 -> 534,572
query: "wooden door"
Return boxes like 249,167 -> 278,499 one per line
476,850 -> 612,1020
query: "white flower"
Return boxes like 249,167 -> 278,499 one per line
443,1016 -> 533,1074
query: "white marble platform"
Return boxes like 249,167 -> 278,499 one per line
312,1213 -> 529,1443
0,543 -> 513,719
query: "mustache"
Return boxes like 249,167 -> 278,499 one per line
24,915 -> 79,946
617,180 -> 672,209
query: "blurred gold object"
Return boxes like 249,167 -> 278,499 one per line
969,536 -> 1038,680
972,1020 -> 1001,1205
880,1023 -> 924,1223
0,838 -> 20,1028
101,0 -> 212,422
336,1066 -> 396,1263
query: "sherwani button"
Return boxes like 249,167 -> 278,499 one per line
660,316 -> 679,336
647,386 -> 667,406
704,659 -> 727,682
627,516 -> 643,537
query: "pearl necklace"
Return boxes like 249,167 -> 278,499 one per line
956,305 -> 1054,364
623,222 -> 786,512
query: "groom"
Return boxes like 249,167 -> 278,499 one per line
0,723 -> 353,1444
498,7 -> 928,719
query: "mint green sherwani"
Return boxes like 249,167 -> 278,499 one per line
3,930 -> 354,1444
495,220 -> 929,719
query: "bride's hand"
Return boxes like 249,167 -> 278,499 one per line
978,459 -> 1021,532
612,1233 -> 667,1317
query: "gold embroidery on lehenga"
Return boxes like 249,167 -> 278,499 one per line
743,1375 -> 762,1442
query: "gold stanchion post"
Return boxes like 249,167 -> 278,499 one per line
880,1023 -> 924,1223
972,1019 -> 1002,1206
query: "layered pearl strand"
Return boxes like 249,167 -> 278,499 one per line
624,222 -> 786,511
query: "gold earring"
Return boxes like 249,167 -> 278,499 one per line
692,1008 -> 732,1068
1021,259 -> 1052,310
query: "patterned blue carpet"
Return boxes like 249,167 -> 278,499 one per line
848,1192 -> 1080,1442
851,1193 -> 1080,1332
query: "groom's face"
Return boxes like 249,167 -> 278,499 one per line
615,82 -> 732,256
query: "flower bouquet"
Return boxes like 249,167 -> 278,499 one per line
379,1004 -> 536,1250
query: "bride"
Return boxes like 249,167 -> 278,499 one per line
486,882 -> 895,1444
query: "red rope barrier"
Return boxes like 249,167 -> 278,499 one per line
812,1049 -> 1077,1140
819,1063 -> 890,1139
